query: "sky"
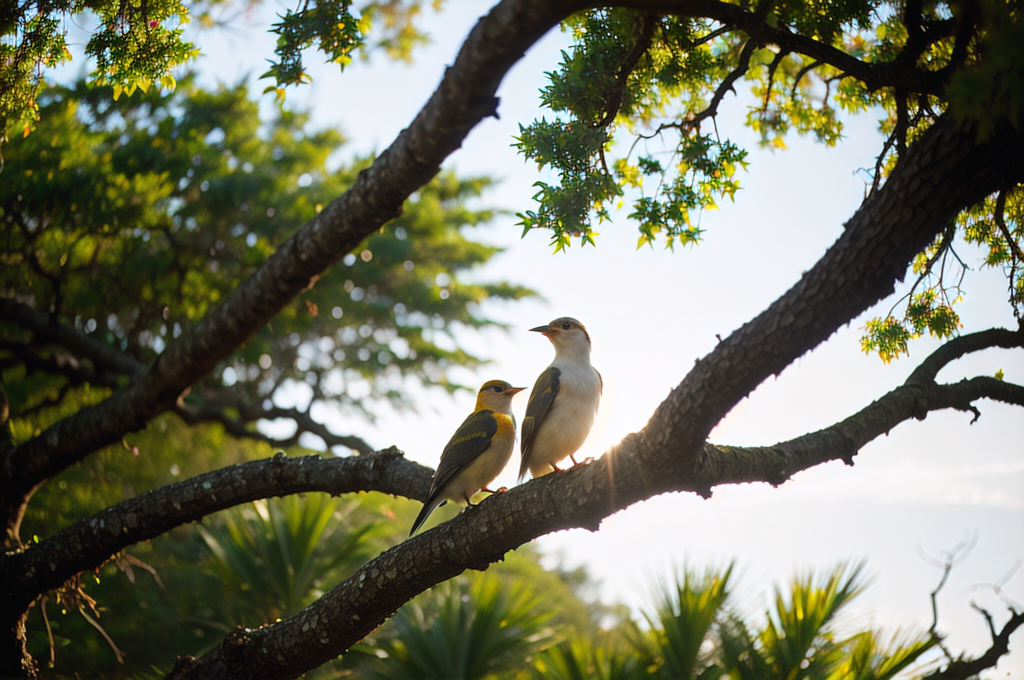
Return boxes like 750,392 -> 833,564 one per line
61,0 -> 1024,673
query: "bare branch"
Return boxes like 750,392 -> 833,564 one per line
923,609 -> 1024,680
174,400 -> 374,455
0,449 -> 431,611
165,348 -> 1024,678
689,374 -> 1024,491
994,189 -> 1024,263
0,297 -> 145,378
907,325 -> 1024,385
641,0 -> 949,95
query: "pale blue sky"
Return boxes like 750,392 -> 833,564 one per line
57,0 -> 1024,672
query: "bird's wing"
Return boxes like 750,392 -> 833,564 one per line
410,410 -> 498,536
596,368 -> 603,395
431,409 -> 499,498
519,366 -> 560,477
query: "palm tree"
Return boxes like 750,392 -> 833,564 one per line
198,493 -> 379,625
355,573 -> 560,680
717,563 -> 936,680
532,563 -> 936,680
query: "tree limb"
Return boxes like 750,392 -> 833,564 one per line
2,0 -> 1023,676
164,87 -> 1024,675
162,369 -> 1023,679
4,321 -> 1018,671
923,608 -> 1024,680
0,449 -> 431,614
174,398 -> 374,455
0,297 -> 145,378
907,324 -> 1024,385
636,0 -> 951,95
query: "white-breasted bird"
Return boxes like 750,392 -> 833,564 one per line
409,380 -> 526,536
519,317 -> 602,480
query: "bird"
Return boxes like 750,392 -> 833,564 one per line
409,380 -> 526,536
519,317 -> 602,480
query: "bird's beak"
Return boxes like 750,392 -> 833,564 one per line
508,386 -> 527,395
529,324 -> 550,334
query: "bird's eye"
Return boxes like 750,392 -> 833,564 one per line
492,385 -> 503,392
561,321 -> 571,330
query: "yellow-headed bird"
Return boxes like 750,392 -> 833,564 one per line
410,380 -> 525,535
519,317 -> 602,480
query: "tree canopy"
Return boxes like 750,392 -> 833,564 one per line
1,0 -> 1022,677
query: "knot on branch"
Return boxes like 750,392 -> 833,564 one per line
219,625 -> 254,662
167,654 -> 197,680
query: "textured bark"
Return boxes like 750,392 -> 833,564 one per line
163,339 -> 1024,679
0,450 -> 430,615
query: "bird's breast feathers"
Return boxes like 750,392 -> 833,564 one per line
551,359 -> 602,411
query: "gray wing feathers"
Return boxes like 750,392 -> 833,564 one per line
519,367 -> 560,479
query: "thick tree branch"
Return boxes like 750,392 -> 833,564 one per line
3,0 -> 1023,676
7,335 -> 1020,630
165,84 -> 1024,676
164,347 -> 1022,678
0,449 -> 431,614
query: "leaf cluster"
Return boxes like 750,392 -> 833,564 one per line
516,1 -> 1023,363
515,10 -> 750,250
0,76 -> 533,446
532,563 -> 937,680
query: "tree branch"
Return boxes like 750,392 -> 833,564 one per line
0,449 -> 431,612
3,0 -> 1023,676
638,0 -> 950,95
907,324 -> 1024,385
164,340 -> 1023,678
0,297 -> 145,378
923,608 -> 1024,680
174,397 -> 374,455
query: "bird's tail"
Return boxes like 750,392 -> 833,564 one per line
409,497 -> 446,536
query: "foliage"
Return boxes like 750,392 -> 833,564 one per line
532,563 -> 938,680
0,76 -> 533,444
0,0 -> 197,150
261,0 -> 367,95
197,494 -> 379,625
349,572 -> 560,680
644,564 -> 733,680
514,1 -> 1023,360
0,0 -> 440,149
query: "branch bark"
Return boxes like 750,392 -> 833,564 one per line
3,0 -> 1023,677
163,348 -> 1022,678
0,449 -> 430,616
3,324 -> 1018,678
